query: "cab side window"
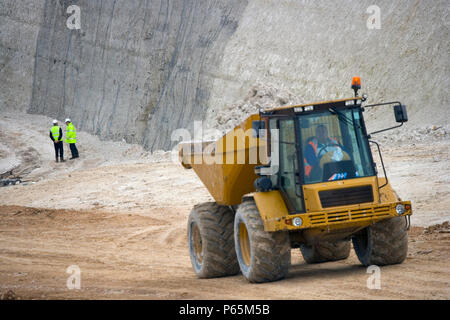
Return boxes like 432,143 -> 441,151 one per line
278,119 -> 304,213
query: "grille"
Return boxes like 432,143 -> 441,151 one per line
319,185 -> 373,208
308,205 -> 391,226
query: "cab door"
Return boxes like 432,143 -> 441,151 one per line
277,119 -> 304,213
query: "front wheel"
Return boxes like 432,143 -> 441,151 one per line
234,200 -> 291,283
352,217 -> 408,266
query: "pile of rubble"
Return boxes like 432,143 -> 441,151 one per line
207,83 -> 299,135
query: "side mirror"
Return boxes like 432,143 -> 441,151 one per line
252,120 -> 266,138
394,104 -> 408,123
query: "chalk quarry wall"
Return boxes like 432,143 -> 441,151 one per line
1,0 -> 448,150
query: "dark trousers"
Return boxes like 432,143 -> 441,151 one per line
54,141 -> 64,159
69,143 -> 79,158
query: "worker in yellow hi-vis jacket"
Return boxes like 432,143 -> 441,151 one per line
49,119 -> 65,162
65,118 -> 79,160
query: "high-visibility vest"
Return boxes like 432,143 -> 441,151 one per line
51,125 -> 61,141
304,139 -> 318,177
304,137 -> 339,177
65,123 -> 77,144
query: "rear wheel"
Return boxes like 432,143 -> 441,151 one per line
234,200 -> 291,283
300,240 -> 351,264
187,202 -> 239,278
352,216 -> 408,266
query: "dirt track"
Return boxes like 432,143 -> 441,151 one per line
0,205 -> 449,300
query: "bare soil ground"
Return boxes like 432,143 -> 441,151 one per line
0,112 -> 449,299
0,205 -> 448,300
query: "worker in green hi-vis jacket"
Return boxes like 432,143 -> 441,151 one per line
65,118 -> 79,160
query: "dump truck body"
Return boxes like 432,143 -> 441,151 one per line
180,114 -> 265,205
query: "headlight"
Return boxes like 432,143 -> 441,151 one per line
396,204 -> 405,215
293,217 -> 303,227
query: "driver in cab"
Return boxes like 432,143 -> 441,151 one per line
303,124 -> 346,181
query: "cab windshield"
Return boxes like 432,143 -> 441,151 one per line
299,107 -> 375,184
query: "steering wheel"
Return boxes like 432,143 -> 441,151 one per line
317,143 -> 341,160
318,145 -> 350,168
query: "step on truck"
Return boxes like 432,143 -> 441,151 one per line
179,78 -> 412,283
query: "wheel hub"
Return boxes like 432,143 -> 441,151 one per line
239,222 -> 251,266
192,223 -> 203,264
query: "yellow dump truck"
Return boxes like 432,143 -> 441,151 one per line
180,78 -> 412,283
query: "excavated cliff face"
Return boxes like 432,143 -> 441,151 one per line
1,0 -> 448,150
0,0 -> 45,113
206,0 -> 450,134
1,0 -> 247,150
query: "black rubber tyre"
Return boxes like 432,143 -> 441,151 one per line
187,202 -> 240,278
300,240 -> 351,264
352,216 -> 408,266
234,200 -> 291,283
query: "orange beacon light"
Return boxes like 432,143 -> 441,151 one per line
352,77 -> 361,96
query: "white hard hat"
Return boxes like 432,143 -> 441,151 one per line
65,118 -> 71,123
52,119 -> 58,124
